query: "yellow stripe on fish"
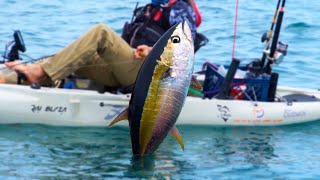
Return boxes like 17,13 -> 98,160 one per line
139,42 -> 174,156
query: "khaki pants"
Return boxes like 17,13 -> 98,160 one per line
5,23 -> 143,88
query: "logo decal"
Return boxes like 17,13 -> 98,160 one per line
217,105 -> 231,122
283,109 -> 306,119
252,106 -> 264,119
31,104 -> 67,114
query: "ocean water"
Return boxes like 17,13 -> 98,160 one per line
0,0 -> 320,179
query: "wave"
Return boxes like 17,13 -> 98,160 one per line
285,22 -> 313,30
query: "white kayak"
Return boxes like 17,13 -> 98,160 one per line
0,83 -> 319,127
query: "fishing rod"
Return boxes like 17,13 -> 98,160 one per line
259,0 -> 281,72
216,0 -> 240,100
264,0 -> 286,74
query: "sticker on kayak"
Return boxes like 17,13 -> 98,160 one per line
232,119 -> 283,124
104,105 -> 127,121
283,109 -> 306,119
252,106 -> 264,119
217,104 -> 231,122
31,104 -> 67,114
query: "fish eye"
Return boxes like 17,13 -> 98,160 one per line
171,36 -> 180,43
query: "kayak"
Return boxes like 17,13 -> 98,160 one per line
0,82 -> 319,127
1,1 -> 318,127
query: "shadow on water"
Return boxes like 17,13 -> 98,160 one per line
124,154 -> 156,178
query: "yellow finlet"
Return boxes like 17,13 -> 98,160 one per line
108,108 -> 129,127
170,126 -> 184,151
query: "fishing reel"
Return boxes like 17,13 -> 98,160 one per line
261,31 -> 289,64
246,59 -> 262,78
272,41 -> 288,64
2,30 -> 26,62
264,41 -> 288,65
261,32 -> 269,43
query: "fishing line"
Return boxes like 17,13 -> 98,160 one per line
231,0 -> 239,59
2,41 -> 14,61
0,57 -> 137,71
20,53 -> 54,62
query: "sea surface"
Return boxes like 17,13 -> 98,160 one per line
0,0 -> 320,179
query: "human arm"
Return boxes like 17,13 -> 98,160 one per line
169,1 -> 197,40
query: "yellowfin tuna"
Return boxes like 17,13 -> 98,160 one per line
109,21 -> 194,156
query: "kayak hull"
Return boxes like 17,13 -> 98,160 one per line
0,84 -> 319,127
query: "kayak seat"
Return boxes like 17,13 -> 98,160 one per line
61,74 -> 132,94
282,94 -> 320,102
202,63 -> 271,101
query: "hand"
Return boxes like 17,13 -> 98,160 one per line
134,45 -> 152,61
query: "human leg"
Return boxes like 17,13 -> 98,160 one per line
40,23 -> 142,87
1,23 -> 142,87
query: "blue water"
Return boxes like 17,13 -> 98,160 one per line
0,0 -> 320,179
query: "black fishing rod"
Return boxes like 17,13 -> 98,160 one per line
259,0 -> 281,71
216,0 -> 240,100
264,0 -> 286,74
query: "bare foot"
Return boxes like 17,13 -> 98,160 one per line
0,77 -> 5,84
5,61 -> 45,83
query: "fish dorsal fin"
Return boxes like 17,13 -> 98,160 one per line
170,126 -> 184,151
109,108 -> 129,127
191,75 -> 203,90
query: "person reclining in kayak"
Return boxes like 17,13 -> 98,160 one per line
0,0 -> 206,92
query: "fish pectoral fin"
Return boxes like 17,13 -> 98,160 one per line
109,108 -> 129,127
190,75 -> 203,90
170,126 -> 184,151
161,67 -> 172,79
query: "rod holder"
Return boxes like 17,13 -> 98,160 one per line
216,58 -> 240,99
